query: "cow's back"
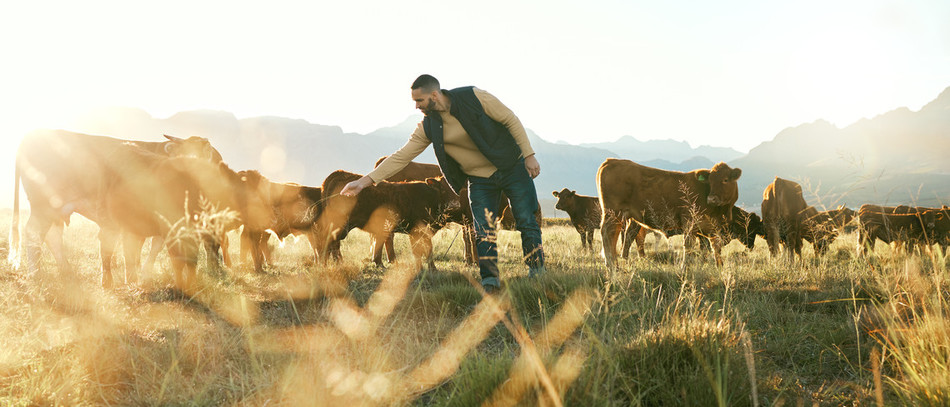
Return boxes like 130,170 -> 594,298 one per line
598,158 -> 707,227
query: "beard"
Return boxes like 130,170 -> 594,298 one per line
421,99 -> 438,116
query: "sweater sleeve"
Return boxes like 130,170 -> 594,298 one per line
474,88 -> 535,158
366,121 -> 432,183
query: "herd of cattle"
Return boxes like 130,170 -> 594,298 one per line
8,130 -> 950,289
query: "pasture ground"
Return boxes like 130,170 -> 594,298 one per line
0,213 -> 948,406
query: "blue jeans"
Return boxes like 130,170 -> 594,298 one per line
467,159 -> 544,286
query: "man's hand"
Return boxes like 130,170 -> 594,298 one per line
525,154 -> 540,178
340,176 -> 374,197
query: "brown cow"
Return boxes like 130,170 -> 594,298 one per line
100,151 -> 273,288
372,157 -> 473,264
11,129 -> 223,287
856,205 -> 942,253
597,159 -> 742,268
317,170 -> 457,270
857,204 -> 937,256
552,188 -> 600,250
800,205 -> 856,256
761,177 -> 810,261
239,181 -> 324,267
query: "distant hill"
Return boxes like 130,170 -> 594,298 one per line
581,136 -> 745,163
732,86 -> 950,209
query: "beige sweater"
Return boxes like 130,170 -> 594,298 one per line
367,88 -> 535,183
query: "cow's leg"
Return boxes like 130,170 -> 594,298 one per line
21,214 -> 55,275
385,235 -> 397,264
463,223 -> 478,264
246,230 -> 266,273
620,221 -> 636,259
712,235 -> 724,268
636,225 -> 647,257
410,225 -> 436,272
98,227 -> 120,289
765,222 -> 780,258
240,227 -> 254,264
142,236 -> 164,277
122,233 -> 145,285
220,232 -> 232,268
168,238 -> 199,290
601,210 -> 623,270
370,233 -> 390,267
305,231 -> 321,264
43,221 -> 73,276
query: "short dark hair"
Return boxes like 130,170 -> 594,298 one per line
411,74 -> 440,93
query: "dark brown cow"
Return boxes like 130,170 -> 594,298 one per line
761,177 -> 809,261
552,188 -> 600,250
800,205 -> 856,256
597,159 -> 742,268
10,129 -> 223,287
720,206 -> 765,251
100,151 -> 273,288
858,204 -> 937,256
552,188 -> 652,254
239,181 -> 324,267
372,157 -> 473,264
317,170 -> 457,270
933,210 -> 950,253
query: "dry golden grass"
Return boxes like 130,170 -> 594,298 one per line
0,213 -> 948,406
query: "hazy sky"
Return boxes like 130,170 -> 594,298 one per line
2,0 -> 948,154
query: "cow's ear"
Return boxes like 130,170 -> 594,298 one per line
571,190 -> 577,195
552,191 -> 559,197
426,178 -> 440,187
163,134 -> 183,142
730,168 -> 742,180
696,170 -> 710,183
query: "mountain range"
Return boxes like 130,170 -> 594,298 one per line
15,86 -> 950,216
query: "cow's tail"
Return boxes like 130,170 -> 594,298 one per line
7,162 -> 20,266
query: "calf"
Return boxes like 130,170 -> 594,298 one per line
318,170 -> 457,270
372,157 -> 471,264
552,188 -> 600,250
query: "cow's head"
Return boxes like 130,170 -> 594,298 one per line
552,188 -> 577,212
697,162 -> 741,207
831,205 -> 857,227
740,210 -> 765,250
164,134 -> 224,163
920,210 -> 938,231
426,176 -> 460,217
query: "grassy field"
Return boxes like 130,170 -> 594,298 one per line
0,213 -> 948,406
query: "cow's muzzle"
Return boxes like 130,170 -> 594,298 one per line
707,196 -> 724,206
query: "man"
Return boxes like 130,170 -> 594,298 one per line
340,74 -> 546,293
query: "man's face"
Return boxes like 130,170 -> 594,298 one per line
412,88 -> 438,116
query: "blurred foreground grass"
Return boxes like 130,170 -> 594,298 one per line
0,213 -> 948,406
